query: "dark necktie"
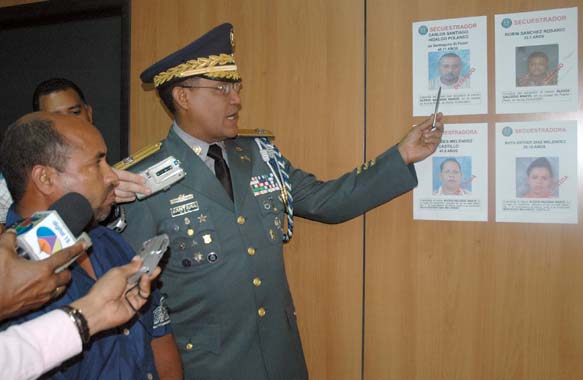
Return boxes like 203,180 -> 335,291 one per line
208,144 -> 234,201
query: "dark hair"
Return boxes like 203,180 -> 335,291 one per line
0,117 -> 70,203
157,83 -> 179,114
527,157 -> 553,178
32,78 -> 87,111
440,158 -> 461,173
439,53 -> 461,63
527,51 -> 549,63
157,77 -> 202,115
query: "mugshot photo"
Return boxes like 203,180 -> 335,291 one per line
428,50 -> 471,90
515,44 -> 559,87
515,156 -> 560,198
432,156 -> 473,195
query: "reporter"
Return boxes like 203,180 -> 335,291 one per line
0,256 -> 160,380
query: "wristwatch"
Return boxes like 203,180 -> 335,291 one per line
60,305 -> 90,346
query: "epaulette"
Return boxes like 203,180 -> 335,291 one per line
237,128 -> 274,139
113,142 -> 163,170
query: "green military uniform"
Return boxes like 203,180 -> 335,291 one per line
122,126 -> 418,380
128,22 -> 420,380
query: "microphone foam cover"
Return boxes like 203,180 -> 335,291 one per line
48,192 -> 94,236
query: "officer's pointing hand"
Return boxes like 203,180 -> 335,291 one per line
397,113 -> 444,165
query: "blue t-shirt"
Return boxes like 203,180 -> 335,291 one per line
4,208 -> 172,380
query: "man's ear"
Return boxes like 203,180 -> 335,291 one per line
30,165 -> 59,196
86,104 -> 94,124
172,86 -> 190,111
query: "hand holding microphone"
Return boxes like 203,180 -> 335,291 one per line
70,257 -> 161,337
13,192 -> 93,270
0,192 -> 93,320
0,230 -> 85,321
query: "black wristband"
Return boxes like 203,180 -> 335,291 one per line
60,305 -> 91,346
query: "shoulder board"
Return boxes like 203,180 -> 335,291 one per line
113,142 -> 163,170
237,128 -> 274,139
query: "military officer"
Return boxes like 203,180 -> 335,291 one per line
122,23 -> 443,380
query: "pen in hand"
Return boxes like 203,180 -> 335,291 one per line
432,86 -> 441,130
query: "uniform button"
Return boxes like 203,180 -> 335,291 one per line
237,215 -> 246,225
146,373 -> 154,380
185,343 -> 194,351
247,247 -> 255,256
187,228 -> 194,236
123,328 -> 130,336
252,277 -> 262,287
258,307 -> 266,317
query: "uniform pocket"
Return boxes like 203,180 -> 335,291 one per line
158,209 -> 223,273
253,194 -> 285,244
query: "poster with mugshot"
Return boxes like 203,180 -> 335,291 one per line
495,120 -> 578,224
495,7 -> 579,114
413,123 -> 488,222
412,16 -> 488,116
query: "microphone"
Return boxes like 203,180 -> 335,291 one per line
14,192 -> 93,267
47,192 -> 93,237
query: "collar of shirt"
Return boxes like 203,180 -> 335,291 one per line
5,203 -> 20,226
172,122 -> 230,173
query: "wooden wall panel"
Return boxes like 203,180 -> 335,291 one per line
365,1 -> 583,380
130,1 -> 364,379
132,1 -> 583,379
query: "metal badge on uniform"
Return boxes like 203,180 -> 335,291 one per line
184,217 -> 191,225
240,155 -> 250,162
235,146 -> 243,152
193,252 -> 204,263
176,239 -> 187,251
202,234 -> 212,244
197,214 -> 207,224
170,201 -> 200,218
170,193 -> 194,205
207,252 -> 218,263
250,173 -> 280,196
192,146 -> 203,156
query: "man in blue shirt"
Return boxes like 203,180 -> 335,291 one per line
0,112 -> 183,380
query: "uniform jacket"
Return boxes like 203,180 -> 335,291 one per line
122,127 -> 418,380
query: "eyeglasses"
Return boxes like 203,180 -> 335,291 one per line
179,82 -> 242,96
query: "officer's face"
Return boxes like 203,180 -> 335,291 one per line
438,56 -> 462,85
50,115 -> 119,221
38,88 -> 93,123
181,78 -> 242,143
528,56 -> 548,77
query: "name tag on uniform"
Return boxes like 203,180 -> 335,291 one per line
250,174 -> 280,196
170,201 -> 200,217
